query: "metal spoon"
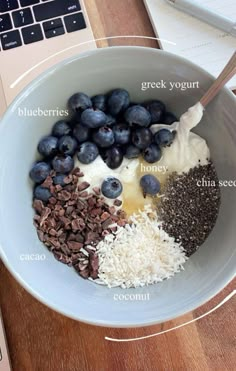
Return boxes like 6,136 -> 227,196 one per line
200,51 -> 236,107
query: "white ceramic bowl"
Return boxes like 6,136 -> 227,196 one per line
0,47 -> 235,327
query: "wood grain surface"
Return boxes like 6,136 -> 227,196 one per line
0,1 -> 235,370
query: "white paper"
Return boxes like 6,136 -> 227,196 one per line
145,0 -> 236,89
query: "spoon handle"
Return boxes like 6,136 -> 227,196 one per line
200,51 -> 236,107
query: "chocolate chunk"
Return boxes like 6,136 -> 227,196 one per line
71,219 -> 82,231
89,253 -> 99,279
71,167 -> 81,176
49,229 -> 57,237
77,267 -> 90,279
88,197 -> 97,207
47,237 -> 61,248
85,231 -> 100,245
59,216 -> 71,228
74,233 -> 84,243
117,209 -> 127,219
67,241 -> 83,252
33,199 -> 44,214
77,199 -> 86,210
58,233 -> 67,244
55,184 -> 63,192
102,218 -> 113,230
77,181 -> 90,191
67,232 -> 76,241
37,230 -> 45,242
114,199 -> 122,207
57,190 -> 71,201
90,208 -> 102,216
34,214 -> 41,223
71,253 -> 82,265
58,209 -> 65,217
53,251 -> 69,265
108,206 -> 116,215
49,197 -> 57,205
63,174 -> 73,184
77,262 -> 89,271
100,212 -> 110,221
66,206 -> 74,216
40,207 -> 51,227
92,187 -> 101,195
61,243 -> 72,255
41,176 -> 53,189
79,191 -> 88,198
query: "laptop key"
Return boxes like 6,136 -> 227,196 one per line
33,0 -> 81,22
12,8 -> 34,28
0,30 -> 22,50
20,0 -> 40,6
0,0 -> 19,13
43,18 -> 63,31
44,27 -> 65,39
22,24 -> 43,45
0,14 -> 12,33
64,13 -> 86,33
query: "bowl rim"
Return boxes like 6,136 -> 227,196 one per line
0,45 -> 235,328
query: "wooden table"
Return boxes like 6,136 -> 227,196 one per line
0,1 -> 235,370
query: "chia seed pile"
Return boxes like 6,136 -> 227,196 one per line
158,163 -> 221,256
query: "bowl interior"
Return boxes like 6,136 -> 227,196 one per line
0,47 -> 235,327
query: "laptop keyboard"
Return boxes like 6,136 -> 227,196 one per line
0,0 -> 86,51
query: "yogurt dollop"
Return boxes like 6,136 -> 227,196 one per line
151,102 -> 210,174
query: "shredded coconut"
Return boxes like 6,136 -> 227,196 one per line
95,206 -> 188,288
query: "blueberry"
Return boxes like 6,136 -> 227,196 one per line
113,123 -> 131,145
81,108 -> 107,129
124,144 -> 141,159
163,112 -> 178,125
103,146 -> 123,169
53,174 -> 66,186
92,126 -> 114,148
58,135 -> 77,156
52,155 -> 74,173
38,136 -> 58,158
52,120 -> 71,137
105,114 -> 116,126
70,112 -> 82,126
143,144 -> 162,163
124,105 -> 151,127
30,162 -> 51,183
144,100 -> 165,123
155,129 -> 175,147
77,142 -> 99,164
129,102 -> 139,107
132,127 -> 153,150
68,92 -> 92,112
34,186 -> 52,202
101,177 -> 123,199
107,89 -> 130,116
140,174 -> 160,196
92,94 -> 107,111
73,124 -> 90,143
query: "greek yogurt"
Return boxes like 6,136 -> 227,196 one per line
151,102 -> 210,174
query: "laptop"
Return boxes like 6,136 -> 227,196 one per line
0,0 -> 96,116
